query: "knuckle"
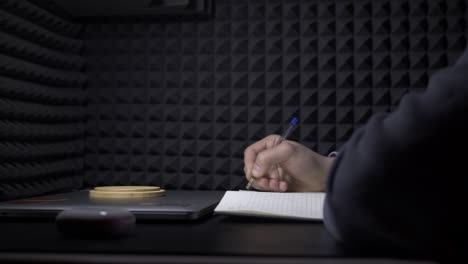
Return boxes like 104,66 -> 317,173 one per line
256,152 -> 268,165
266,134 -> 281,141
244,146 -> 254,157
243,148 -> 249,157
282,142 -> 295,153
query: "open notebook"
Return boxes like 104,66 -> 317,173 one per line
214,191 -> 325,221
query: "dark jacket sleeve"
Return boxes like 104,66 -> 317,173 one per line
323,47 -> 468,260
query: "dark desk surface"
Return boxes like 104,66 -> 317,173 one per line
0,215 -> 437,264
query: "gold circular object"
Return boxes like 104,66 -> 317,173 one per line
93,186 -> 160,192
89,189 -> 165,199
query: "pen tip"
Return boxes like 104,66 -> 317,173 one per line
290,117 -> 298,126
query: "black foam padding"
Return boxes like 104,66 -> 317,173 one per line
0,32 -> 85,70
0,0 -> 81,37
0,9 -> 82,53
0,98 -> 84,122
0,54 -> 86,86
82,0 -> 467,190
0,76 -> 85,105
0,121 -> 84,141
0,141 -> 83,162
0,173 -> 82,201
0,158 -> 83,181
0,2 -> 85,201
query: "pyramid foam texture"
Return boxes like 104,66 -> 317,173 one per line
82,0 -> 467,190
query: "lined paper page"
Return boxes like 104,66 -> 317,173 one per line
214,191 -> 325,220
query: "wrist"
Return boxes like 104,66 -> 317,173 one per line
319,156 -> 335,191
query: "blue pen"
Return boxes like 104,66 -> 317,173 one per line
246,117 -> 299,190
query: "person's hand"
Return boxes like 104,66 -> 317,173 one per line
244,135 -> 335,192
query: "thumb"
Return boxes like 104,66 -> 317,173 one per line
251,141 -> 294,178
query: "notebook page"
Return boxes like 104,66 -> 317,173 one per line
214,191 -> 325,220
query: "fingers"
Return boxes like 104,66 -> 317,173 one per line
268,164 -> 281,180
269,179 -> 288,192
251,178 -> 288,192
268,178 -> 280,190
243,135 -> 292,192
250,177 -> 268,191
251,141 -> 295,179
279,181 -> 287,192
243,135 -> 281,180
243,139 -> 265,181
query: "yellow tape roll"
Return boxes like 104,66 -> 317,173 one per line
93,186 -> 160,192
89,189 -> 165,199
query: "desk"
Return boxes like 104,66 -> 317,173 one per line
0,215 -> 437,264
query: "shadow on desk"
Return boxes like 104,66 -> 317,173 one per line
0,253 -> 440,264
0,215 -> 439,264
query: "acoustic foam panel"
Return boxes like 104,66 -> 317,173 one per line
82,0 -> 467,190
0,0 -> 85,200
